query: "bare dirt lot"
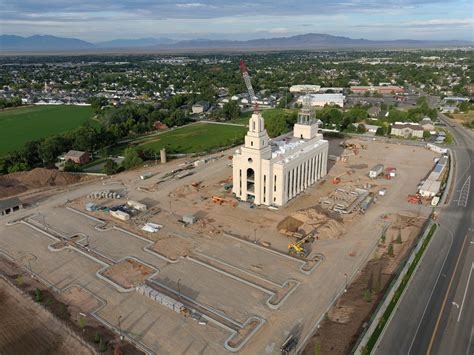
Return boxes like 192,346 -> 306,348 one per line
302,213 -> 427,355
102,258 -> 154,288
0,278 -> 91,355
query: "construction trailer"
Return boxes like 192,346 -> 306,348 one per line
110,210 -> 130,221
369,164 -> 384,179
418,180 -> 441,198
183,214 -> 197,225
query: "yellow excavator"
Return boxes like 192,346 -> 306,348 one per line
288,230 -> 316,258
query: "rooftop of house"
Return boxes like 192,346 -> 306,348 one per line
391,122 -> 424,130
65,150 -> 87,158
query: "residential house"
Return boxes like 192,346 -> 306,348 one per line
192,101 -> 210,114
390,122 -> 424,138
154,121 -> 168,130
368,106 -> 381,118
64,150 -> 90,164
420,117 -> 435,132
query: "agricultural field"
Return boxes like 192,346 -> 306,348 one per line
137,122 -> 246,154
0,105 -> 96,155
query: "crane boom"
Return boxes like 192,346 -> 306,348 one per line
239,59 -> 258,111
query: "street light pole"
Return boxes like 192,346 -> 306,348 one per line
178,278 -> 181,300
118,315 -> 123,341
344,273 -> 348,292
254,228 -> 257,244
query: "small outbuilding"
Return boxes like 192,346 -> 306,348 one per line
182,214 -> 197,225
0,197 -> 23,216
369,164 -> 384,179
64,150 -> 90,164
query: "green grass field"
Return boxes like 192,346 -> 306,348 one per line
0,105 -> 96,155
230,108 -> 297,125
138,123 -> 247,154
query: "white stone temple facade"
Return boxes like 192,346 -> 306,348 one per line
232,109 -> 329,207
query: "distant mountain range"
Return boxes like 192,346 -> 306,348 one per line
1,33 -> 472,52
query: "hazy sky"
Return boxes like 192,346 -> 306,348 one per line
1,0 -> 473,41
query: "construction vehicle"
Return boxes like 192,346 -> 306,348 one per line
280,334 -> 298,354
288,231 -> 316,258
332,170 -> 354,184
407,193 -> 422,204
212,196 -> 237,207
240,59 -> 258,111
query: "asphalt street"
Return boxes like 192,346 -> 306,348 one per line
374,114 -> 474,355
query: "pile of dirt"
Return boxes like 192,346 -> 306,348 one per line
170,185 -> 195,199
103,259 -> 153,289
0,168 -> 83,198
282,208 -> 346,240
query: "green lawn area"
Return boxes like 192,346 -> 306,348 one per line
137,122 -> 247,154
0,105 -> 96,155
230,108 -> 297,125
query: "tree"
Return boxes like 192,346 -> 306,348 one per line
7,162 -> 29,173
423,130 -> 431,140
222,100 -> 240,120
87,96 -> 108,114
357,124 -> 367,133
63,160 -> 82,172
34,288 -> 42,303
363,289 -> 372,302
387,243 -> 394,256
396,232 -> 402,244
121,148 -> 143,170
265,114 -> 287,138
416,96 -> 427,106
375,126 -> 387,136
102,159 -> 119,175
99,337 -> 108,352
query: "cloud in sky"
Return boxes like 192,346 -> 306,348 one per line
1,0 -> 472,41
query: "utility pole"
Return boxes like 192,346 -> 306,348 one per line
177,278 -> 181,300
118,315 -> 123,341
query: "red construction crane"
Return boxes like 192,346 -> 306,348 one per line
239,59 -> 258,112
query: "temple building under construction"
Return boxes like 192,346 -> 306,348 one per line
232,108 -> 329,207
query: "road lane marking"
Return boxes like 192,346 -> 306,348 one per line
467,326 -> 473,355
458,176 -> 471,208
426,232 -> 471,355
457,262 -> 474,322
408,226 -> 454,355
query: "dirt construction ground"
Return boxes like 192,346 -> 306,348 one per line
0,278 -> 92,355
0,136 -> 439,354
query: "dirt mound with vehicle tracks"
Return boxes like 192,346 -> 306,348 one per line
0,168 -> 86,198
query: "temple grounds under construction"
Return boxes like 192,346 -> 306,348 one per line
0,137 -> 440,354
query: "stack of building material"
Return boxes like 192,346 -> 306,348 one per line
141,223 -> 162,233
127,200 -> 147,211
136,285 -> 185,313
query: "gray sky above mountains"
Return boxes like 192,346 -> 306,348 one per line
2,0 -> 472,41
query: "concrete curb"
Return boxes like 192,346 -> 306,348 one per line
224,316 -> 267,352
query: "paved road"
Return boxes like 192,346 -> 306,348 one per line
374,113 -> 474,355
